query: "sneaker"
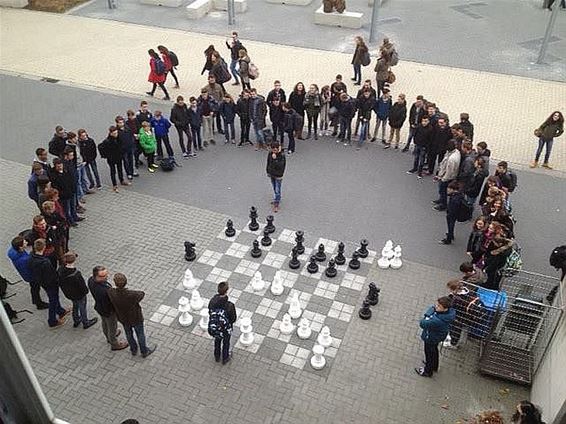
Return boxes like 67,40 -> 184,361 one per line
141,345 -> 157,358
163,96 -> 170,101
370,137 -> 376,143
431,199 -> 441,205
83,318 -> 98,329
210,139 -> 216,144
203,140 -> 209,147
224,140 -> 229,144
49,319 -> 66,329
145,92 -> 154,97
111,341 -> 129,351
148,167 -> 155,173
222,355 -> 231,365
433,205 -> 446,212
182,152 -> 189,158
59,307 -> 72,320
383,144 -> 391,149
343,141 -> 348,146
414,367 -> 431,377
151,164 -> 159,169
439,238 -> 452,245
97,184 -> 103,189
127,175 -> 133,180
120,181 -> 131,186
406,169 -> 417,174
402,146 -> 409,152
73,321 -> 81,328
381,138 -> 386,144
394,145 -> 399,149
442,341 -> 458,349
131,349 -> 138,356
113,186 -> 119,192
192,152 -> 198,157
331,132 -> 338,137
529,161 -> 538,168
215,355 -> 221,363
416,174 -> 423,180
336,139 -> 341,143
542,163 -> 553,169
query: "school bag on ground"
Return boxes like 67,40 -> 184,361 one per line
216,58 -> 232,84
168,51 -> 179,67
361,50 -> 371,66
160,157 -> 176,171
155,58 -> 166,75
248,62 -> 259,80
208,308 -> 230,338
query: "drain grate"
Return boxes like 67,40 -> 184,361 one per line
40,77 -> 60,83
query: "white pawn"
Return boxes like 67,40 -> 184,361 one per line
190,289 -> 204,312
390,245 -> 403,269
310,344 -> 326,370
297,318 -> 312,340
377,240 -> 394,269
183,268 -> 197,291
270,271 -> 284,296
279,313 -> 295,335
178,296 -> 193,326
251,271 -> 265,292
239,317 -> 255,346
199,308 -> 209,331
317,326 -> 333,348
288,292 -> 302,319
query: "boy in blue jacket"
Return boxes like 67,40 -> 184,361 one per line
371,89 -> 392,144
416,296 -> 455,377
150,110 -> 174,160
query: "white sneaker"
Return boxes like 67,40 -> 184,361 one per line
442,341 -> 458,349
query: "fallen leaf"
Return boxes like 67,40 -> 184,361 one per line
441,404 -> 449,410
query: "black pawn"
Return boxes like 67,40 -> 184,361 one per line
249,206 -> 259,232
325,259 -> 337,278
251,240 -> 262,258
225,219 -> 236,237
184,241 -> 196,262
295,230 -> 305,255
261,229 -> 272,247
289,247 -> 301,269
265,215 -> 276,234
366,282 -> 380,306
349,251 -> 361,270
358,299 -> 372,320
335,242 -> 346,265
307,256 -> 319,274
357,239 -> 369,258
315,244 -> 326,262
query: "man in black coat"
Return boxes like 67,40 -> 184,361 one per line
116,116 -> 136,180
170,96 -> 193,158
428,117 -> 452,174
88,265 -> 128,351
28,239 -> 70,328
403,95 -> 426,152
236,90 -> 252,146
440,181 -> 466,245
407,115 -> 433,178
48,125 -> 67,158
99,126 -> 128,192
59,252 -> 97,329
266,142 -> 286,213
49,158 -> 79,226
208,282 -> 237,364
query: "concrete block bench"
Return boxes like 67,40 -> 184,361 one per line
314,6 -> 363,29
0,0 -> 28,7
141,0 -> 183,7
186,0 -> 211,18
212,0 -> 247,12
265,0 -> 312,5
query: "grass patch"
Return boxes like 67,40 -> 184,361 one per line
27,0 -> 89,13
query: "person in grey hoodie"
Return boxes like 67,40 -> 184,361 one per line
432,139 -> 461,211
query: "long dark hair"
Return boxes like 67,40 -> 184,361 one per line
544,110 -> 564,126
293,82 -> 305,94
204,45 -> 216,56
148,49 -> 159,60
157,45 -> 169,55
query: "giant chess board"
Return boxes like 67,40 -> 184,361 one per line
150,219 -> 376,376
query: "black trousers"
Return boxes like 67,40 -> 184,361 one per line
214,334 -> 231,361
175,125 -> 192,153
423,342 -> 439,375
240,119 -> 251,143
29,280 -> 43,305
272,123 -> 284,143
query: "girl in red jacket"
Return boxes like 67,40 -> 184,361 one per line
146,49 -> 170,100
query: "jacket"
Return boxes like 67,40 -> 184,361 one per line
388,102 -> 407,128
138,129 -> 157,154
269,104 -> 284,126
283,109 -> 299,132
170,103 -> 191,128
208,294 -> 237,327
117,126 -> 135,152
7,247 -> 33,283
266,89 -> 286,107
467,229 -> 484,255
538,121 -> 564,141
419,306 -> 456,344
437,149 -> 461,182
408,103 -> 425,128
148,58 -> 165,84
356,96 -> 374,121
457,153 -> 476,188
414,124 -> 433,148
226,39 -> 243,61
49,134 -> 67,157
250,95 -> 267,127
202,82 -> 224,103
88,277 -> 115,318
238,56 -> 250,84
150,117 -> 171,137
58,267 -> 89,301
188,105 -> 203,127
108,287 -> 145,326
465,168 -> 489,198
430,125 -> 452,154
289,91 -> 306,116
28,253 -> 59,290
374,96 -> 392,120
136,110 -> 153,131
356,87 -> 377,101
304,93 -> 322,115
218,101 -> 237,123
374,57 -> 390,81
460,120 -> 474,141
352,44 -> 368,65
48,167 -> 75,200
197,95 -> 218,117
79,137 -> 97,163
447,191 -> 465,218
337,98 -> 356,119
236,97 -> 251,120
99,135 -> 123,163
28,173 -> 41,203
266,151 -> 286,178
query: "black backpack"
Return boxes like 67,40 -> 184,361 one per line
0,275 -> 18,299
160,157 -> 176,171
208,308 -> 230,338
97,140 -> 108,159
456,198 -> 474,222
216,58 -> 232,84
168,51 -> 179,67
3,301 -> 32,324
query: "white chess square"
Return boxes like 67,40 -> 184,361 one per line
313,281 -> 340,300
277,270 -> 299,288
255,298 -> 284,318
205,267 -> 233,284
228,288 -> 242,303
234,309 -> 253,327
325,337 -> 342,358
294,247 -> 314,262
266,320 -> 292,343
279,344 -> 309,369
277,228 -> 297,244
262,251 -> 287,268
360,249 -> 377,264
217,228 -> 241,241
149,312 -> 164,323
161,315 -> 176,326
226,242 -> 249,259
234,259 -> 261,276
234,333 -> 265,354
284,289 -> 311,310
315,238 -> 339,255
329,301 -> 354,322
197,250 -> 223,267
301,310 -> 326,332
341,273 -> 366,291
157,305 -> 170,314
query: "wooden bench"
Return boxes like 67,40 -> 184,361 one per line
186,0 -> 211,19
212,0 -> 247,12
265,0 -> 312,5
140,0 -> 183,7
314,5 -> 363,29
0,0 -> 28,7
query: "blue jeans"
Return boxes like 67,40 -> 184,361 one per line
191,125 -> 202,149
123,147 -> 135,177
438,180 -> 450,208
46,287 -> 65,326
224,120 -> 236,141
353,64 -> 361,84
285,131 -> 295,153
124,322 -> 149,355
84,160 -> 101,188
358,120 -> 369,147
446,214 -> 457,242
270,177 -> 282,204
77,165 -> 89,196
72,296 -> 89,326
253,122 -> 265,146
412,144 -> 427,173
62,197 -> 79,224
338,116 -> 352,141
214,333 -> 231,361
230,59 -> 240,84
535,138 -> 554,163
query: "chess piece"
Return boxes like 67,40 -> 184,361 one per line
288,292 -> 302,319
357,239 -> 369,258
239,317 -> 254,346
348,251 -> 361,270
250,240 -> 262,258
183,268 -> 198,291
390,245 -> 403,269
249,206 -> 259,231
307,256 -> 319,274
289,247 -> 301,270
279,313 -> 295,335
366,282 -> 380,306
295,231 -> 305,255
377,240 -> 393,269
184,241 -> 196,262
358,299 -> 372,320
251,271 -> 266,292
270,271 -> 284,296
199,308 -> 209,330
225,219 -> 236,237
317,326 -> 332,348
297,318 -> 312,339
265,215 -> 276,234
315,244 -> 326,262
261,229 -> 272,247
310,344 -> 326,370
325,259 -> 337,278
335,242 -> 346,265
190,289 -> 204,312
178,296 -> 193,326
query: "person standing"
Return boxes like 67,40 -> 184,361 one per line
88,265 -> 129,351
459,113 -> 474,141
433,139 -> 461,211
371,88 -> 392,144
330,75 -> 347,137
386,93 -> 407,149
266,80 -> 287,107
319,85 -> 331,136
237,49 -> 251,90
208,281 -> 237,364
170,96 -> 192,158
266,142 -> 286,213
402,95 -> 426,152
337,93 -> 356,146
98,126 -> 129,192
439,181 -> 465,245
108,273 -> 156,358
250,88 -> 267,150
415,296 -> 455,377
226,32 -> 244,85
146,49 -> 170,100
236,90 -> 252,146
356,89 -> 374,150
531,111 -> 564,169
138,122 -> 159,173
48,126 -> 68,158
373,53 -> 390,97
351,36 -> 368,85
428,117 -> 452,174
188,96 -> 203,153
282,103 -> 299,154
269,98 -> 285,145
58,252 -> 98,329
49,158 -> 79,225
201,45 -> 217,76
28,163 -> 45,207
202,74 -> 225,135
7,236 -> 48,309
115,117 -> 136,181
197,89 -> 218,147
150,110 -> 174,160
157,45 -> 179,89
28,239 -> 70,329
304,84 -> 322,140
289,82 -> 306,140
218,94 -> 237,144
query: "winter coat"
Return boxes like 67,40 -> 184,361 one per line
108,287 -> 145,326
201,50 -> 216,75
337,98 -> 356,120
419,306 -> 456,345
150,117 -> 171,137
266,151 -> 286,179
170,103 -> 191,129
250,95 -> 267,127
283,109 -> 299,132
457,153 -> 476,188
374,57 -> 390,81
330,82 -> 347,106
447,191 -> 465,219
210,60 -> 228,86
99,135 -> 123,163
43,211 -> 67,247
79,137 -> 97,163
414,124 -> 433,148
226,39 -> 244,61
269,104 -> 284,127
374,96 -> 392,120
87,277 -> 115,318
238,56 -> 250,84
465,168 -> 489,198
236,97 -> 251,121
49,134 -> 67,158
208,294 -> 237,327
356,86 -> 377,101
7,247 -> 33,283
136,110 -> 153,131
356,96 -> 374,121
117,127 -> 135,152
58,267 -> 89,301
28,253 -> 59,290
352,44 -> 368,65
219,101 -> 237,123
438,149 -> 462,182
430,126 -> 452,154
161,53 -> 173,72
289,91 -> 306,116
138,129 -> 157,154
460,120 -> 474,141
303,92 -> 322,116
48,168 -> 75,200
188,105 -> 203,127
467,229 -> 484,255
266,89 -> 286,107
408,103 -> 426,128
538,121 -> 564,141
197,95 -> 219,117
202,82 -> 224,103
148,57 -> 165,84
388,102 -> 407,128
28,173 -> 41,203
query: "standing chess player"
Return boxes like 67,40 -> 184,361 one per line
208,282 -> 237,364
266,139 -> 286,213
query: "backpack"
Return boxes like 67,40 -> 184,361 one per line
502,244 -> 523,277
97,140 -> 108,159
168,51 -> 179,67
456,198 -> 474,222
361,50 -> 371,67
208,308 -> 230,338
507,170 -> 518,192
389,50 -> 399,66
0,275 -> 18,299
216,58 -> 232,84
3,301 -> 32,324
48,138 -> 60,156
160,157 -> 176,171
154,58 -> 166,76
549,245 -> 566,271
248,62 -> 259,80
